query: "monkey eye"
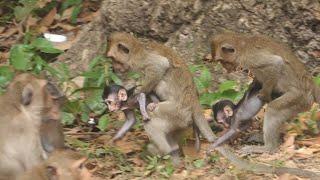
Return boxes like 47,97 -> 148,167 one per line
118,43 -> 129,54
221,46 -> 235,54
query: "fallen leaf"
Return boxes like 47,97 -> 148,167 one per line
40,7 -> 57,27
0,27 -> 18,38
277,173 -> 301,180
51,23 -> 77,31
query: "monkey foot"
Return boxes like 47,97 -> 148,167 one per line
240,145 -> 277,154
147,102 -> 158,112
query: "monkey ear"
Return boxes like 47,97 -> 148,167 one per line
118,89 -> 128,101
118,43 -> 129,54
21,84 -> 34,106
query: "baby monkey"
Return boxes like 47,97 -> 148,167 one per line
102,84 -> 159,142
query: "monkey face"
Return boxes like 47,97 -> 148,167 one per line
105,94 -> 122,112
47,150 -> 92,180
211,35 -> 239,72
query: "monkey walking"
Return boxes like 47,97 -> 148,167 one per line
0,73 -> 65,177
106,32 -> 319,178
102,84 -> 201,151
210,32 -> 320,156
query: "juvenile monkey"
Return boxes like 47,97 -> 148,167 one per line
102,84 -> 201,151
16,150 -> 92,180
105,32 -> 320,178
0,73 -> 63,177
102,84 -> 155,142
210,32 -> 320,154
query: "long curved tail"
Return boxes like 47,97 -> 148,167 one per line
192,104 -> 320,179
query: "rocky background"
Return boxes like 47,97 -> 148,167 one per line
59,0 -> 320,77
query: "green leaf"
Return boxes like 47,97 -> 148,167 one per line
109,71 -> 122,85
71,5 -> 81,24
9,44 -> 34,70
31,38 -> 62,54
198,67 -> 212,89
314,76 -> 320,86
61,0 -> 82,11
193,159 -> 205,168
97,115 -> 109,131
61,112 -> 75,125
127,71 -> 141,80
218,80 -> 237,92
14,0 -> 38,21
199,92 -> 220,106
0,66 -> 14,87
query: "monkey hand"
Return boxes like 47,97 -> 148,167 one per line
147,102 -> 158,112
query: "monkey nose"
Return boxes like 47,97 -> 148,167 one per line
106,51 -> 114,58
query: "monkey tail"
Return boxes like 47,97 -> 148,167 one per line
216,146 -> 320,179
192,105 -> 217,142
192,105 -> 320,178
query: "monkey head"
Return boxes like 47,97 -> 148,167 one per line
7,73 -> 64,115
106,32 -> 142,71
212,100 -> 236,128
45,150 -> 92,180
102,84 -> 128,112
211,32 -> 246,72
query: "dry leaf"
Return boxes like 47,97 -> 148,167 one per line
0,27 -> 18,38
51,23 -> 77,31
277,173 -> 301,180
60,7 -> 74,21
40,7 -> 57,27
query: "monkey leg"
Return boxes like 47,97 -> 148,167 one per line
144,119 -> 182,165
112,110 -> 136,142
241,102 -> 305,154
136,93 -> 150,121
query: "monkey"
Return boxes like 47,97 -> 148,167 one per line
0,73 -> 64,177
40,83 -> 66,153
212,99 -> 236,128
16,149 -> 92,180
210,31 -> 320,155
102,84 -> 154,142
105,32 -> 320,178
102,84 -> 201,151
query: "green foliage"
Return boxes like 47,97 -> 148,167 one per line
189,64 -> 245,107
193,159 -> 205,168
145,155 -> 175,177
14,0 -> 38,21
97,115 -> 110,131
9,38 -> 62,72
0,66 -> 15,93
61,0 -> 83,24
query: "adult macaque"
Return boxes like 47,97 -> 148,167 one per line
210,32 -> 320,155
105,32 -> 320,178
0,73 -> 63,177
16,150 -> 92,180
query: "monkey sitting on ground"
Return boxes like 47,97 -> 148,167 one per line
16,150 -> 92,180
0,73 -> 64,177
210,31 -> 320,154
105,32 -> 320,179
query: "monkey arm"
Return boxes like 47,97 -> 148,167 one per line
112,110 -> 137,142
134,54 -> 170,95
136,93 -> 150,121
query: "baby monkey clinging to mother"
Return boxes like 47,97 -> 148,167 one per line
210,31 -> 320,154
